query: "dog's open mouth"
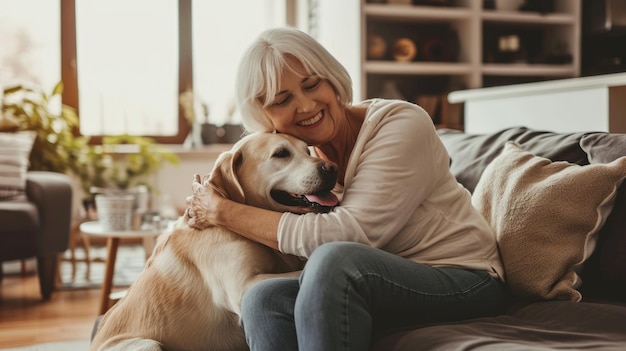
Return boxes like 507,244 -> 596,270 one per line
271,190 -> 339,213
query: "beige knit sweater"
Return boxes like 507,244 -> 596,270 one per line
277,99 -> 504,281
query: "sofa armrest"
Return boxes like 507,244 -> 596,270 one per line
26,171 -> 73,255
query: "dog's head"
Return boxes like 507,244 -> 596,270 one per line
208,132 -> 339,214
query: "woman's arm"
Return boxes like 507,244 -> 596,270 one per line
186,175 -> 282,250
277,100 -> 450,257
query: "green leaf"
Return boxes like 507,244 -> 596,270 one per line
52,81 -> 64,96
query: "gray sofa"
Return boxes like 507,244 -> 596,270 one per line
372,127 -> 626,351
0,171 -> 73,300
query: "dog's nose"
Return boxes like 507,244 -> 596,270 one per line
320,161 -> 337,175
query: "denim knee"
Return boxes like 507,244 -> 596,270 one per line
241,280 -> 270,325
307,241 -> 370,268
295,242 -> 376,350
241,278 -> 300,351
241,278 -> 297,324
300,242 -> 370,288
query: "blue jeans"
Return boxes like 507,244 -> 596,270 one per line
241,242 -> 508,351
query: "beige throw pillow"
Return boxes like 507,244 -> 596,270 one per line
0,131 -> 36,199
472,141 -> 626,301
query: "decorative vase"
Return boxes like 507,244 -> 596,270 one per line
220,124 -> 243,144
200,123 -> 219,144
95,193 -> 135,231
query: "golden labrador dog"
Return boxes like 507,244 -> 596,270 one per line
90,132 -> 339,351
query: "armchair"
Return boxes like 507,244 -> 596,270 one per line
0,171 -> 73,300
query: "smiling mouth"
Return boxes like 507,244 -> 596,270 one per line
297,111 -> 323,127
270,189 -> 339,213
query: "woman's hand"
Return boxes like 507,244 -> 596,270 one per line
185,174 -> 282,250
185,173 -> 224,229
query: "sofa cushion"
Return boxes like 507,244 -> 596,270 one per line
0,199 -> 39,232
471,142 -> 626,301
372,301 -> 626,351
0,198 -> 39,260
0,131 -> 36,200
578,133 -> 626,299
437,127 -> 590,193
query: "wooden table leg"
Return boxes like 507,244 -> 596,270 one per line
82,232 -> 92,281
98,237 -> 120,315
69,224 -> 79,281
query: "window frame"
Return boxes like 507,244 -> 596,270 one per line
60,0 -> 192,144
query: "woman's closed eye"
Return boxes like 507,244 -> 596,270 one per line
268,76 -> 322,108
303,77 -> 321,91
271,95 -> 291,107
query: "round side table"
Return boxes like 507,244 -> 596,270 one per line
79,221 -> 163,315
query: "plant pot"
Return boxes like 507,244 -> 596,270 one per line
201,123 -> 219,144
220,124 -> 243,144
95,193 -> 135,231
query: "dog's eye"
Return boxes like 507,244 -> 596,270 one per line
272,148 -> 291,159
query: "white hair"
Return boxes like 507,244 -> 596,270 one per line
235,27 -> 353,133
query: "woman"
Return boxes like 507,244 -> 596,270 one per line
186,27 -> 508,350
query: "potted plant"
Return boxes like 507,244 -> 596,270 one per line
1,81 -> 85,173
2,81 -> 180,219
71,134 -> 180,222
73,134 -> 179,195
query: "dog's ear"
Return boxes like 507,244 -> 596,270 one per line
208,149 -> 245,204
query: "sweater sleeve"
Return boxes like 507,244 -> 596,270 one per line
277,100 -> 451,258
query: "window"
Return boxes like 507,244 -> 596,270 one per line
74,0 -> 180,137
66,0 -> 287,142
192,0 -> 286,127
0,0 -> 61,93
1,0 -> 291,143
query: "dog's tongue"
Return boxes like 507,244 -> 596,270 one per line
305,192 -> 339,207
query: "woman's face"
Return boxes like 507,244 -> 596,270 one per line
262,57 -> 343,145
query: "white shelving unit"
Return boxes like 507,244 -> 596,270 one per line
359,0 -> 581,127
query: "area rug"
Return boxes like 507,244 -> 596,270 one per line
1,244 -> 148,290
0,340 -> 90,351
58,244 -> 146,290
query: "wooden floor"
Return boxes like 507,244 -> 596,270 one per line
0,270 -> 101,349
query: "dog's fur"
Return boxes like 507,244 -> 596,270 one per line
90,132 -> 338,351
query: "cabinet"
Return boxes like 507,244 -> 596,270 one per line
448,73 -> 626,134
360,0 -> 581,129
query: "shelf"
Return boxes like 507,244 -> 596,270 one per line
357,0 -> 582,124
481,10 -> 576,25
364,4 -> 472,22
365,61 -> 473,75
482,63 -> 578,77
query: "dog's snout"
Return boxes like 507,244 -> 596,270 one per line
320,161 -> 338,175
